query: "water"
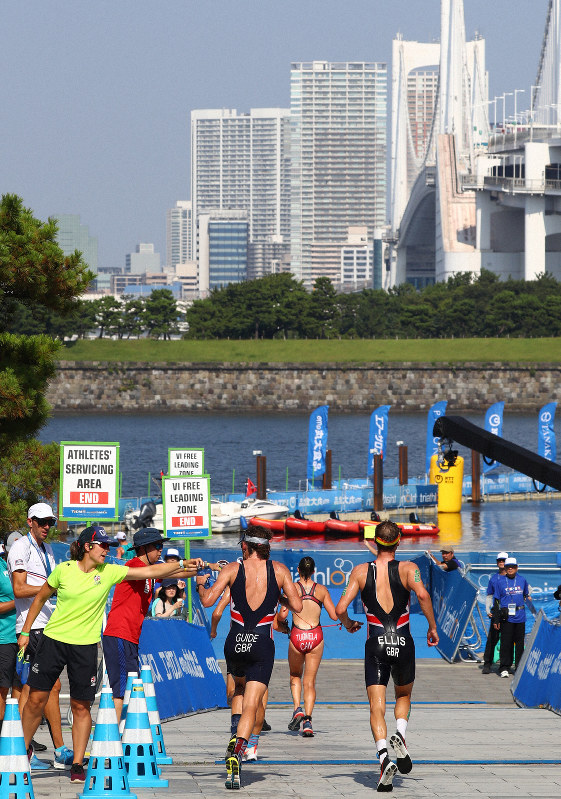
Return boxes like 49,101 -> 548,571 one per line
39,411 -> 561,551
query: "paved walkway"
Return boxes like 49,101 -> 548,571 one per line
23,660 -> 561,798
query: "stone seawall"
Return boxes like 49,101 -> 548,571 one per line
46,361 -> 561,413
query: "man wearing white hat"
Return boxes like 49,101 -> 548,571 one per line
7,503 -> 73,769
492,557 -> 530,678
481,552 -> 508,674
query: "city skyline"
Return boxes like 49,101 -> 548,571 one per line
1,1 -> 547,271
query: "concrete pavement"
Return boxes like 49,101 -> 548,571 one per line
22,660 -> 561,798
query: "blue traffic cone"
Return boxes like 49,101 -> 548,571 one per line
118,672 -> 138,735
121,680 -> 168,788
0,699 -> 35,799
140,665 -> 172,765
81,683 -> 137,799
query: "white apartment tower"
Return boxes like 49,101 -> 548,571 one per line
190,108 -> 291,281
290,61 -> 388,286
166,201 -> 192,267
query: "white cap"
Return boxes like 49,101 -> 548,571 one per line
504,557 -> 517,567
6,532 -> 23,552
28,502 -> 57,520
164,547 -> 180,559
116,532 -> 127,540
497,552 -> 509,561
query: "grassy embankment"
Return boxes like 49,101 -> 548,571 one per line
57,338 -> 561,364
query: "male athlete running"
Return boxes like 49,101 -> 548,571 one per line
336,520 -> 439,793
197,524 -> 302,789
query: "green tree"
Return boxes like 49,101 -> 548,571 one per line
301,277 -> 340,338
145,289 -> 179,339
0,194 -> 93,534
122,296 -> 146,339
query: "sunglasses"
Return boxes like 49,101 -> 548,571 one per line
33,517 -> 56,527
150,542 -> 164,551
92,541 -> 110,550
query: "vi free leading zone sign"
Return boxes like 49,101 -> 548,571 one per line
59,442 -> 120,521
163,475 -> 211,539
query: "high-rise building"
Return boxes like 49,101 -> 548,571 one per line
54,214 -> 98,274
166,201 -> 192,267
125,243 -> 161,274
290,61 -> 388,286
197,210 -> 248,293
191,108 -> 291,282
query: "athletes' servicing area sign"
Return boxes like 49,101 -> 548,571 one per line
168,448 -> 204,477
59,441 -> 119,520
163,475 -> 211,538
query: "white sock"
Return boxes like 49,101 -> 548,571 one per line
396,718 -> 408,739
376,739 -> 387,764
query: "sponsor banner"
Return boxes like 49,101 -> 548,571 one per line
483,402 -> 504,474
139,619 -> 227,719
163,475 -> 211,539
262,484 -> 437,515
59,441 -> 119,520
538,403 -> 557,463
511,612 -> 561,714
368,405 -> 391,474
168,448 -> 205,477
307,405 -> 329,480
425,401 -> 447,475
461,472 -> 557,497
430,560 -> 479,662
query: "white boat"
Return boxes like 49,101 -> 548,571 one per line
211,497 -> 289,533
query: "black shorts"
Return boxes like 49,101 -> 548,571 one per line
364,633 -> 415,688
224,627 -> 275,686
26,634 -> 99,702
0,642 -> 17,688
102,635 -> 139,699
13,629 -> 45,688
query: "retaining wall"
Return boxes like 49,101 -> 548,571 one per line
46,361 -> 561,412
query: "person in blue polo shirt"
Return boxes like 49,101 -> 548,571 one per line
492,557 -> 530,678
481,552 -> 508,674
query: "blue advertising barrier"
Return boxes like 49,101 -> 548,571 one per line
138,618 -> 227,720
428,559 -> 479,662
511,612 -> 561,715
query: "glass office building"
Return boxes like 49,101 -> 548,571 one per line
197,211 -> 248,292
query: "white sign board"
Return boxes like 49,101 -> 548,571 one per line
60,441 -> 119,520
162,475 -> 211,539
168,448 -> 204,477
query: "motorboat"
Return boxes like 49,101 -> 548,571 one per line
123,500 -> 164,532
211,497 -> 290,533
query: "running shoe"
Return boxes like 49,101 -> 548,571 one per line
225,734 -> 237,767
31,738 -> 47,752
243,743 -> 257,761
288,706 -> 304,731
302,717 -> 314,737
389,732 -> 412,774
70,763 -> 86,783
500,669 -> 510,678
30,753 -> 51,771
261,719 -> 271,732
376,755 -> 397,792
481,664 -> 491,674
225,753 -> 241,790
53,745 -> 74,770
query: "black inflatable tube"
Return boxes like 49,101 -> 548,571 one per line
433,415 -> 561,491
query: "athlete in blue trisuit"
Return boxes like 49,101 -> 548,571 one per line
196,524 -> 302,790
336,520 -> 439,793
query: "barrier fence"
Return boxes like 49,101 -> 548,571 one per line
511,611 -> 561,715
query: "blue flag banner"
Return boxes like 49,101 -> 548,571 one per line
367,405 -> 391,475
483,401 -> 505,474
425,400 -> 447,474
307,405 -> 329,480
538,402 -> 557,462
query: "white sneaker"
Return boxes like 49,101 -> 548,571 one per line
500,669 -> 510,678
243,744 -> 257,761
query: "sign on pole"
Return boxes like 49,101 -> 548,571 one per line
59,441 -> 120,521
167,448 -> 205,477
162,475 -> 211,539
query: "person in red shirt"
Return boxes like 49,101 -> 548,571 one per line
102,527 -> 170,722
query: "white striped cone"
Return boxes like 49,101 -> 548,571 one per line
118,672 -> 138,735
82,685 -> 137,799
140,665 -> 172,765
121,680 -> 168,788
0,699 -> 35,799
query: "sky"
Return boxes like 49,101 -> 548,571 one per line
0,1 -> 548,271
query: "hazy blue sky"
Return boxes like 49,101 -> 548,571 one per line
0,1 -> 547,270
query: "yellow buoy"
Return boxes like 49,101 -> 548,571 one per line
429,453 -> 464,513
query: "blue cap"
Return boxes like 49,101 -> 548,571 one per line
78,525 -> 118,546
161,578 -> 179,588
133,527 -> 170,549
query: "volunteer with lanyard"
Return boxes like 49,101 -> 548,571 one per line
18,524 -> 204,784
7,502 -> 71,771
492,557 -> 530,678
